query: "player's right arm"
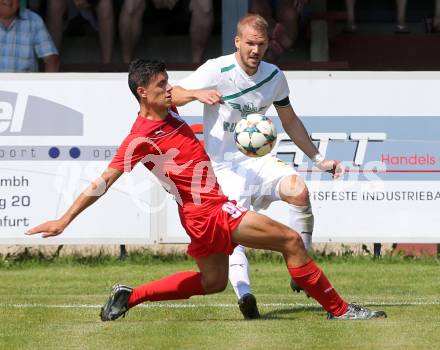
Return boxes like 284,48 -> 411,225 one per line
172,58 -> 223,106
25,168 -> 123,238
25,131 -> 149,238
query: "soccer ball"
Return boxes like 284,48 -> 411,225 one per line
234,113 -> 277,157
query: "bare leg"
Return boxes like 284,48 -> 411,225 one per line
276,0 -> 301,49
233,211 -> 349,316
96,0 -> 114,63
189,0 -> 214,63
233,211 -> 309,267
119,0 -> 146,63
396,0 -> 408,29
434,0 -> 440,30
195,253 -> 229,294
102,207 -> 382,320
344,0 -> 357,30
229,174 -> 313,303
47,0 -> 68,51
127,253 -> 228,308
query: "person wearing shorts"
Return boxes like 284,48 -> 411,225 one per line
26,59 -> 386,322
172,13 -> 346,319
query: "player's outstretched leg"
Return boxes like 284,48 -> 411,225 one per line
232,211 -> 387,320
100,284 -> 133,321
229,245 -> 260,319
100,272 -> 205,321
327,303 -> 387,320
100,253 -> 229,321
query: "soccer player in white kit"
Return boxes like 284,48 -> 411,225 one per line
173,14 -> 345,319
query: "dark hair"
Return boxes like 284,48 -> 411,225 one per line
128,59 -> 166,101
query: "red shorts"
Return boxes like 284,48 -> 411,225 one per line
178,200 -> 248,259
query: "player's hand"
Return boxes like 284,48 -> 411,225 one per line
25,219 -> 68,238
316,159 -> 346,179
194,90 -> 223,105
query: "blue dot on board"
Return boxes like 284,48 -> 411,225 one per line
48,147 -> 60,159
69,147 -> 81,159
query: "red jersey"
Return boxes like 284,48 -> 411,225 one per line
109,108 -> 247,258
109,109 -> 226,209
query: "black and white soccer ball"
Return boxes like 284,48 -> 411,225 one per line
234,113 -> 277,157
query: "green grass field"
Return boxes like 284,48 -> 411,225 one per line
0,254 -> 439,349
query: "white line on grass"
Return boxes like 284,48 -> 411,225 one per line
0,300 -> 439,309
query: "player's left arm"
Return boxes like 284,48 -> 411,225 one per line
173,58 -> 223,106
172,86 -> 222,106
275,103 -> 345,178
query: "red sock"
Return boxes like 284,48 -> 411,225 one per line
288,260 -> 348,316
128,271 -> 205,308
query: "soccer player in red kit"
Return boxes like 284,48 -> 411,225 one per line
26,59 -> 386,321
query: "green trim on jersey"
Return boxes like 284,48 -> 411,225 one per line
220,64 -> 236,73
222,69 -> 279,101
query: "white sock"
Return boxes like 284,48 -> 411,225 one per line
289,204 -> 314,251
229,245 -> 251,299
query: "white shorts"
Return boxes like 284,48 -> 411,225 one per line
214,155 -> 297,211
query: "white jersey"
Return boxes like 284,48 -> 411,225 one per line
179,53 -> 289,167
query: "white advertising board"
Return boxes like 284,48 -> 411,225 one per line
1,72 -> 439,244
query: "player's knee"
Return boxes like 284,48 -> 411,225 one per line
295,187 -> 310,206
282,228 -> 305,254
212,279 -> 228,293
202,274 -> 228,294
280,176 -> 310,206
205,279 -> 228,294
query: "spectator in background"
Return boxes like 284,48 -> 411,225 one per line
434,0 -> 440,32
344,0 -> 357,33
46,0 -> 114,63
0,0 -> 59,72
118,0 -> 145,64
344,0 -> 410,33
118,0 -> 213,63
395,0 -> 409,33
250,0 -> 309,62
425,0 -> 440,33
188,0 -> 213,63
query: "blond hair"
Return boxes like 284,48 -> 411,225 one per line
236,14 -> 269,37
